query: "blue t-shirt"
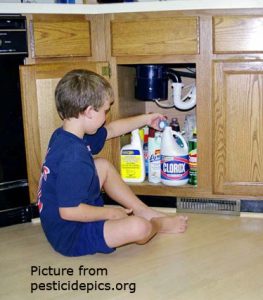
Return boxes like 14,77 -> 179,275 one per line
38,126 -> 114,256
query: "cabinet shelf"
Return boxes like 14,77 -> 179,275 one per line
128,181 -> 198,198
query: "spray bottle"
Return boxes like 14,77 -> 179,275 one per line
148,131 -> 162,183
161,126 -> 189,186
120,129 -> 145,183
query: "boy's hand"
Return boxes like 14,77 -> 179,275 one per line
146,113 -> 166,130
109,207 -> 133,220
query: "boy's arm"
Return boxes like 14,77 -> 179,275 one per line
59,203 -> 132,222
105,113 -> 164,140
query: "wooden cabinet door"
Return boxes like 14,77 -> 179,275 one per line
31,15 -> 91,58
20,61 -> 112,203
213,60 -> 263,196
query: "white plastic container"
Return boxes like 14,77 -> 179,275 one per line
161,126 -> 189,186
120,129 -> 145,183
148,132 -> 162,183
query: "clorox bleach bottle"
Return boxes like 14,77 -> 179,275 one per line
120,129 -> 145,183
161,126 -> 189,186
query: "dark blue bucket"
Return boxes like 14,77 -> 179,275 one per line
135,65 -> 168,101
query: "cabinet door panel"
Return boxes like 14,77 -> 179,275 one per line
20,61 -> 111,202
213,61 -> 263,196
213,16 -> 263,53
32,15 -> 91,58
111,17 -> 199,56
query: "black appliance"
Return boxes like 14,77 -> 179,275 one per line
0,15 -> 31,227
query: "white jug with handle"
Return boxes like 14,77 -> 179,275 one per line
161,126 -> 189,186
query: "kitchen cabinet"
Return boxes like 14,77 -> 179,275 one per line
211,14 -> 263,198
21,14 -> 110,202
20,10 -> 263,203
107,11 -> 212,199
108,11 -> 263,200
20,61 -> 112,203
213,60 -> 263,196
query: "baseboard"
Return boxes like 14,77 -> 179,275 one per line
240,212 -> 263,219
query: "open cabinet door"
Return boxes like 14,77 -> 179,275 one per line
20,61 -> 112,203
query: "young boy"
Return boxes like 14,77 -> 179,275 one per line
38,69 -> 188,256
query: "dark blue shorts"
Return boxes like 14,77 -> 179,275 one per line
71,220 -> 115,256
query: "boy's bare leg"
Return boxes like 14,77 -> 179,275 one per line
104,216 -> 160,248
95,158 -> 161,219
95,158 -> 188,233
104,215 -> 187,249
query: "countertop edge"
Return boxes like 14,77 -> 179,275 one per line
0,1 -> 263,15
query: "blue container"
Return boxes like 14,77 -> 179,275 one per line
135,65 -> 168,101
56,0 -> 75,3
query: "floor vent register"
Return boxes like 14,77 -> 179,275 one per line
177,198 -> 240,216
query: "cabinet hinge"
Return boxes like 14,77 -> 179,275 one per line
101,65 -> 111,78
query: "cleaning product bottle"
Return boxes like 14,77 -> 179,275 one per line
161,126 -> 189,186
143,126 -> 149,177
120,129 -> 145,183
170,117 -> 180,132
188,128 -> 197,186
148,131 -> 162,183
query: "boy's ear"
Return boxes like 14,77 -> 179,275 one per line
83,106 -> 95,119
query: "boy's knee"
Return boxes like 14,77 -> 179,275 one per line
130,216 -> 153,241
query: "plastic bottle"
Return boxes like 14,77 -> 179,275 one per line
120,129 -> 145,183
161,126 -> 189,186
170,117 -> 180,132
143,126 -> 149,177
148,132 -> 162,183
183,113 -> 196,143
188,129 -> 197,186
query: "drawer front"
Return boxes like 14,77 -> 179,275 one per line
111,17 -> 199,56
213,16 -> 263,53
32,15 -> 91,58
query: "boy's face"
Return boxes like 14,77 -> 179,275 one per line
88,99 -> 112,134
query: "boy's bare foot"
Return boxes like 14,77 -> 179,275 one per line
152,215 -> 188,234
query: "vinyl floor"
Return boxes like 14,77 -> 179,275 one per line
1,212 -> 263,300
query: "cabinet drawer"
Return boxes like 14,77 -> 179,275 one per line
213,16 -> 263,53
111,17 -> 199,56
32,15 -> 91,58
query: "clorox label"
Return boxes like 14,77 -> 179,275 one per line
161,155 -> 189,181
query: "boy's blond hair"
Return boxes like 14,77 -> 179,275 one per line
55,69 -> 114,120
